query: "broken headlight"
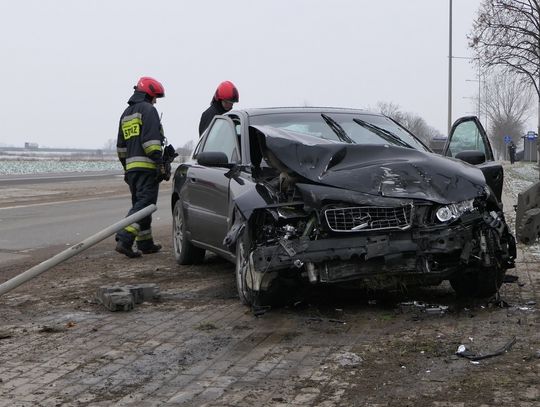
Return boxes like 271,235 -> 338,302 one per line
435,199 -> 475,223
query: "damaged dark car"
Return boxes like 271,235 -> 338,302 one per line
171,108 -> 516,305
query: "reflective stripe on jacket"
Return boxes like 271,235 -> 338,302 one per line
117,91 -> 164,172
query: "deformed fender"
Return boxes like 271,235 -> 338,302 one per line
232,183 -> 305,220
223,212 -> 245,252
232,184 -> 276,220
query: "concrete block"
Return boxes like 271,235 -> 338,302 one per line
96,286 -> 134,312
517,208 -> 540,244
126,283 -> 160,304
95,284 -> 160,311
516,180 -> 540,244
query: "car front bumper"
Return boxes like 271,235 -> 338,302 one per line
250,215 -> 515,285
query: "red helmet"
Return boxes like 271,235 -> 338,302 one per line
136,76 -> 165,98
214,81 -> 239,103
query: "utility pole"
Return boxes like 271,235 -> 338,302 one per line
477,63 -> 481,120
448,0 -> 453,136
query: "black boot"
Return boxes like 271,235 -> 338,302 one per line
115,241 -> 142,258
139,243 -> 162,254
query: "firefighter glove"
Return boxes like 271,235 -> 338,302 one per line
156,163 -> 170,182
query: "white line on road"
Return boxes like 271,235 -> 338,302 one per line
0,194 -> 130,211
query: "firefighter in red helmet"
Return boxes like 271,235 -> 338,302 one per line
115,76 -> 166,258
198,81 -> 239,136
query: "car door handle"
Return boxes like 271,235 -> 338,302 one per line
188,177 -> 197,183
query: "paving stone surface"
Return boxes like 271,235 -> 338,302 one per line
0,165 -> 539,406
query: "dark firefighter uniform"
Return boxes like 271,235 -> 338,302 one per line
198,99 -> 227,136
116,90 -> 164,255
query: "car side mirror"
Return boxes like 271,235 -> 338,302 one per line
455,150 -> 486,165
196,151 -> 233,168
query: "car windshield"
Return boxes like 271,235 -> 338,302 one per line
249,112 -> 430,152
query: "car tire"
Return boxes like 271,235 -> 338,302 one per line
172,200 -> 205,265
235,234 -> 254,305
449,266 -> 505,298
235,231 -> 285,307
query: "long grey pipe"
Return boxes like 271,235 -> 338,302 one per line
0,204 -> 157,297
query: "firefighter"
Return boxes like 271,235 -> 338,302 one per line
198,81 -> 239,136
115,76 -> 166,258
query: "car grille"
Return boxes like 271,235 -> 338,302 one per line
324,205 -> 413,232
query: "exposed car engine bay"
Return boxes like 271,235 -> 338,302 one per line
228,126 -> 516,297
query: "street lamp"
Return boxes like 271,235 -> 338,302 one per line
448,0 -> 453,136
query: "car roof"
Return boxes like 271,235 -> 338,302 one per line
228,106 -> 384,117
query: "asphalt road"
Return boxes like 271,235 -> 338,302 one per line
0,170 -> 123,186
0,173 -> 172,263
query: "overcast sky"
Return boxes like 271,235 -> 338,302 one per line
2,0 -> 523,150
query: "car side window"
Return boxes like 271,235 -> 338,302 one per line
201,118 -> 240,162
446,121 -> 486,157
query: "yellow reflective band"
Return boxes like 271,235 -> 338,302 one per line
136,235 -> 153,241
122,117 -> 142,140
144,144 -> 162,154
126,161 -> 157,170
124,225 -> 138,235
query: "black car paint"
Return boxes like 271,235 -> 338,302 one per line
172,108 -> 515,294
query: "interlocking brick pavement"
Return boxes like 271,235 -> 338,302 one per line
0,169 -> 539,406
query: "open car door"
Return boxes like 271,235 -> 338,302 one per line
442,116 -> 503,202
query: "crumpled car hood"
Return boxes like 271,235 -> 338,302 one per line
252,125 -> 487,204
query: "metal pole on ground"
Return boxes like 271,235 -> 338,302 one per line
0,204 -> 157,297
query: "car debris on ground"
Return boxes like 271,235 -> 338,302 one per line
456,336 -> 517,361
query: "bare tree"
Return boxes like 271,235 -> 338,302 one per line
470,0 -> 540,167
175,140 -> 196,163
377,101 -> 406,123
376,102 -> 443,145
181,140 -> 195,152
480,70 -> 533,158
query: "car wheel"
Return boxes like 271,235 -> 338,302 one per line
235,234 -> 253,305
449,266 -> 505,298
235,231 -> 285,307
172,200 -> 205,265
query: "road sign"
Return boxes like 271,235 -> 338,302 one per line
504,135 -> 512,144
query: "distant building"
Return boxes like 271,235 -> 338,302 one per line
24,142 -> 39,149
